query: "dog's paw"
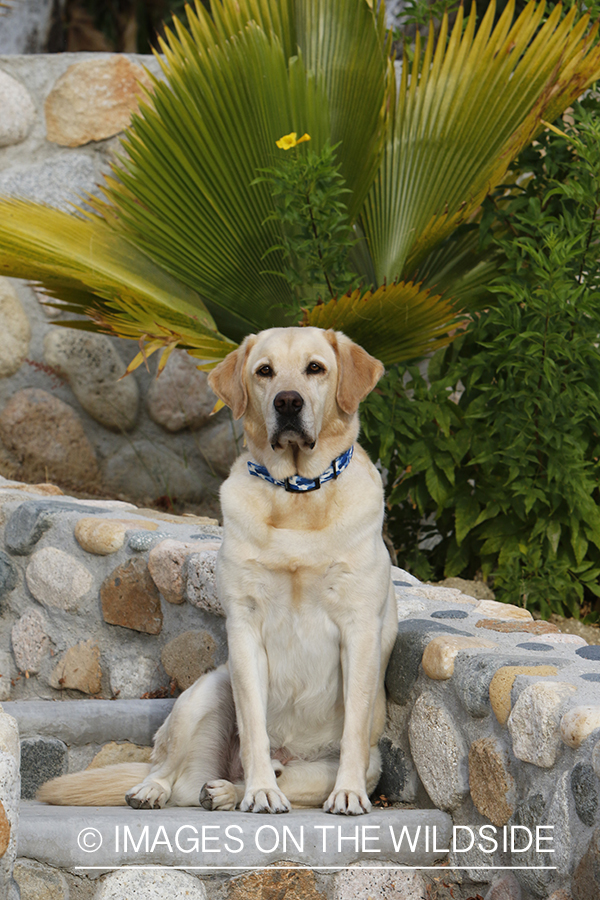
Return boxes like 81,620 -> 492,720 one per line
324,789 -> 372,816
199,780 -> 238,811
241,787 -> 291,814
126,780 -> 169,810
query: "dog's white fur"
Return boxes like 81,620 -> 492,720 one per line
38,327 -> 398,815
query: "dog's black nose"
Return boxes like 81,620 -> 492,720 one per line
274,391 -> 304,416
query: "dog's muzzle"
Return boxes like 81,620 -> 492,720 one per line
270,391 -> 314,449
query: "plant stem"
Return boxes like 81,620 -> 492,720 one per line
306,192 -> 336,299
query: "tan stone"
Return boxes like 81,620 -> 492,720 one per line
476,619 -> 559,635
161,631 -> 216,691
489,666 -> 558,725
148,538 -> 221,604
101,558 -> 163,634
227,867 -> 326,900
476,599 -> 533,621
0,388 -> 98,488
468,737 -> 515,826
408,584 -> 477,605
0,481 -> 63,495
88,741 -> 152,769
134,508 -> 219,527
45,56 -> 154,147
422,635 -> 497,680
49,640 -> 102,694
561,707 -> 600,749
13,859 -> 68,899
0,799 -> 9,857
11,608 -> 50,674
429,577 -> 495,600
0,277 -> 30,377
74,517 -> 158,555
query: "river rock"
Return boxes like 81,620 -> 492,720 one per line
0,70 -> 35,147
26,547 -> 93,612
0,389 -> 98,488
421,635 -> 497,680
0,279 -> 30,378
49,640 -> 102,694
147,350 -> 217,432
408,692 -> 469,811
74,516 -> 157,555
44,330 -> 139,431
561,706 -> 600,749
101,558 -> 163,634
11,608 -> 49,673
0,154 -> 98,211
160,631 -> 216,691
147,539 -> 218,605
489,665 -> 559,726
185,550 -> 222,615
469,737 -> 516,826
88,741 -> 152,769
97,868 -> 207,900
508,682 -> 577,767
45,56 -> 154,147
109,656 -> 157,699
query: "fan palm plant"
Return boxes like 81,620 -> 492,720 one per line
0,0 -> 599,371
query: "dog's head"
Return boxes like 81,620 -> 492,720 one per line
208,327 -> 383,477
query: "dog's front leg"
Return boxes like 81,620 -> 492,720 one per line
227,617 -> 291,813
324,625 -> 382,816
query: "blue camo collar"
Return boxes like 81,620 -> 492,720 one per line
247,446 -> 354,493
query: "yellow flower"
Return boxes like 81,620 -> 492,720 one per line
275,132 -> 311,150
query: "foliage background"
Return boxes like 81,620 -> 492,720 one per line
361,95 -> 600,621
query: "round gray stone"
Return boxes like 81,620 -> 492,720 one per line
97,868 -> 207,899
128,530 -> 173,552
25,546 -> 93,611
0,70 -> 35,147
43,330 -> 139,431
431,609 -> 468,619
577,645 -> 600,660
580,673 -> 600,682
21,737 -> 68,799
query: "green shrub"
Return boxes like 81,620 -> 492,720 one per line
361,97 -> 600,620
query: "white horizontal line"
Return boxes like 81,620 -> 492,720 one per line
75,865 -> 558,871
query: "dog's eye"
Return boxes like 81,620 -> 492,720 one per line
306,362 -> 324,374
256,365 -> 273,377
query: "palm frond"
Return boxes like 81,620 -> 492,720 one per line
307,281 -> 465,365
0,199 -> 237,367
360,0 -> 600,284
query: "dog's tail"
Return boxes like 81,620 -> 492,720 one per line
36,763 -> 152,806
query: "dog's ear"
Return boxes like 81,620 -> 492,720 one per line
325,330 -> 384,414
207,335 -> 255,419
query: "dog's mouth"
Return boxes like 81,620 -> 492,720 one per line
270,425 -> 316,452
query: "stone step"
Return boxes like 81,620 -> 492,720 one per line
3,698 -> 175,746
18,801 -> 452,871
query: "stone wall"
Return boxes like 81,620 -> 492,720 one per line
0,52 -> 241,515
0,477 -> 596,898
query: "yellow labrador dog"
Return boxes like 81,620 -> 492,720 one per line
39,327 -> 398,815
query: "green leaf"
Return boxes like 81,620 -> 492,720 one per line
546,520 -> 561,556
456,492 -> 481,546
